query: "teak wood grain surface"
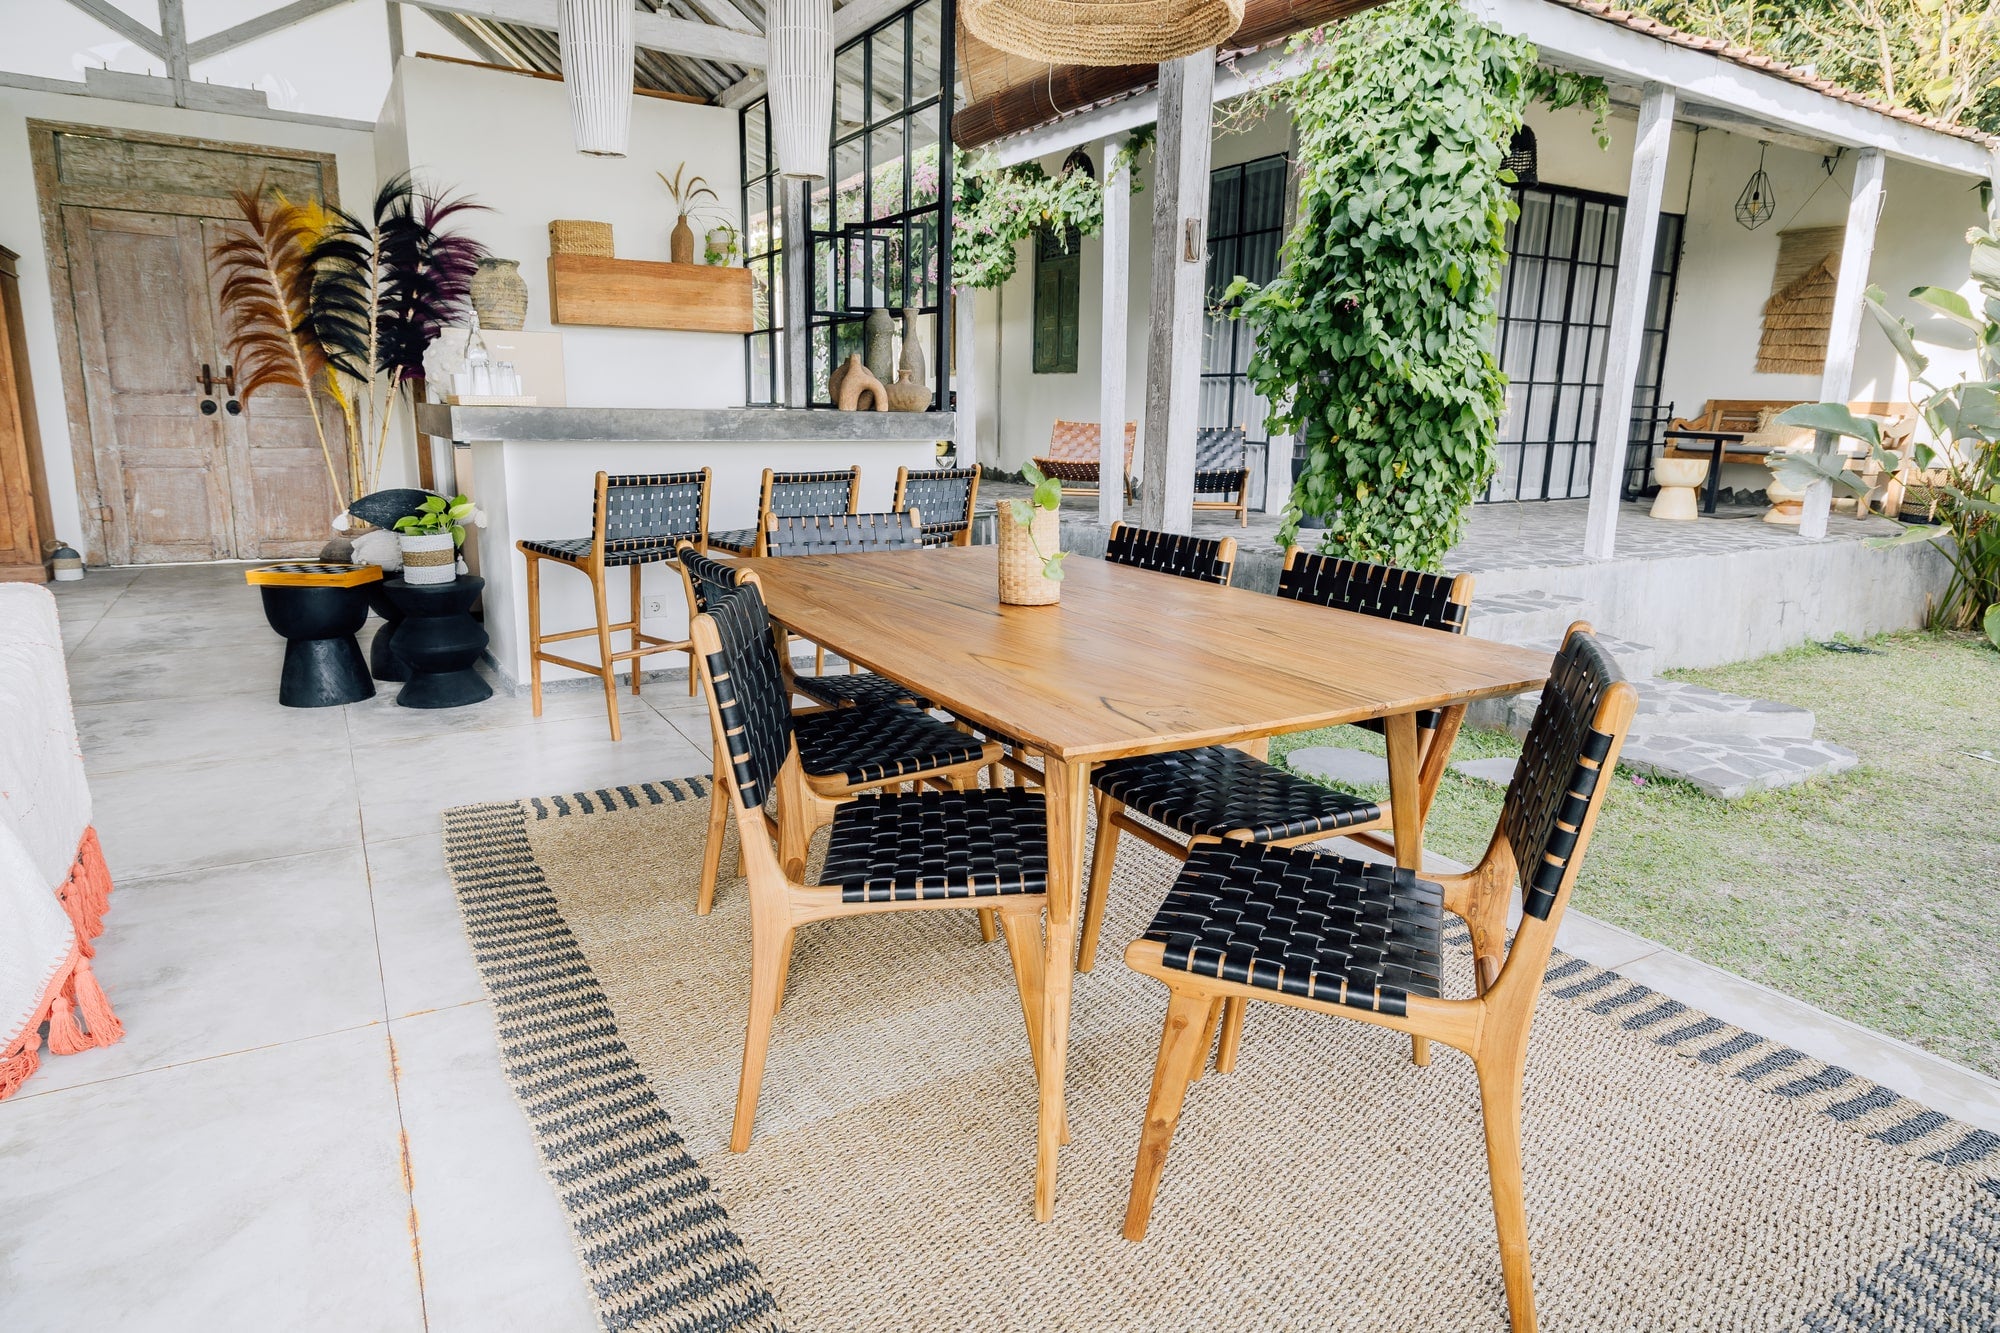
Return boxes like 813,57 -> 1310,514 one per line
547,254 -> 755,333
741,546 -> 1552,761
741,546 -> 1552,1221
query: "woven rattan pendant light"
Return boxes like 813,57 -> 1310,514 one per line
768,0 -> 834,179
558,0 -> 634,156
962,0 -> 1245,67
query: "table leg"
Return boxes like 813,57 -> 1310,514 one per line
1705,440 -> 1724,515
1383,711 -> 1424,871
1036,756 -> 1089,1221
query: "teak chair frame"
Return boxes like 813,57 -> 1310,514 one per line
686,602 -> 1051,1156
893,464 -> 983,547
674,560 -> 999,915
1119,624 -> 1637,1333
517,468 -> 712,743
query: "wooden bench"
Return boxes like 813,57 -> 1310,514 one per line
1665,399 -> 1918,516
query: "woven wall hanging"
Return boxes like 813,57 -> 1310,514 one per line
1756,226 -> 1844,374
961,0 -> 1245,67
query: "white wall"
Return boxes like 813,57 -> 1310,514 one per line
381,56 -> 746,411
0,86 -> 384,560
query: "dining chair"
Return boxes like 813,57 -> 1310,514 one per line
1191,427 -> 1251,526
1033,420 -> 1137,500
672,546 -> 995,913
1102,522 -> 1237,585
765,509 -> 925,556
707,466 -> 861,557
893,465 -> 982,546
1117,625 -> 1635,1333
687,579 -> 1052,1153
516,469 -> 711,741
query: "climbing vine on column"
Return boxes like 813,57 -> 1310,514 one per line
1232,1 -> 1532,569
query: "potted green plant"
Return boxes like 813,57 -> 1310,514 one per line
659,164 -> 718,265
393,493 -> 473,585
704,220 -> 741,266
998,462 -> 1064,605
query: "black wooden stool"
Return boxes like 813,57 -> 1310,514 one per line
245,563 -> 382,708
363,582 -> 410,682
382,575 -> 492,709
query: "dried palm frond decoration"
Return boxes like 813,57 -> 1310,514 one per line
1756,226 -> 1844,375
961,0 -> 1244,67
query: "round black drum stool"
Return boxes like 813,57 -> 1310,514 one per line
382,575 -> 493,709
245,563 -> 382,708
363,582 -> 411,682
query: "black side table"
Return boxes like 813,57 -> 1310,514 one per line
363,582 -> 411,682
245,563 -> 381,708
381,575 -> 493,709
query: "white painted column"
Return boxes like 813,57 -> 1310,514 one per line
1140,51 -> 1215,535
1801,147 -> 1886,540
1098,134 -> 1131,527
781,177 -> 810,407
1583,81 -> 1676,562
954,288 -> 977,464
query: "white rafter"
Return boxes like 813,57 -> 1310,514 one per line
412,0 -> 768,68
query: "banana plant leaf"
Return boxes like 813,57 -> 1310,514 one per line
1775,402 -> 1881,447
1866,289 -> 1929,377
1865,523 -> 1949,549
1985,604 -> 2000,650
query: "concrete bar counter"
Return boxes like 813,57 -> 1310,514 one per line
416,404 -> 952,690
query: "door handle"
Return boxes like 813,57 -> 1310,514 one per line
222,364 -> 236,395
199,363 -> 215,395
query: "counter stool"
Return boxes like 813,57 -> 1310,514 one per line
517,469 -> 711,741
707,466 -> 860,558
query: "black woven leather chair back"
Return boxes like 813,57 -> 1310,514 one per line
676,543 -> 747,615
698,582 -> 793,812
767,511 -> 924,557
1501,631 -> 1623,920
897,467 -> 979,544
1277,551 -> 1469,633
599,471 -> 709,554
1193,427 -> 1247,493
768,467 -> 860,518
1104,523 -> 1234,586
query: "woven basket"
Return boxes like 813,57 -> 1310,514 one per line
548,219 -> 614,257
997,505 -> 1061,606
962,0 -> 1243,66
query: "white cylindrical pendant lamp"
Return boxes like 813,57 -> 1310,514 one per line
558,0 -> 635,157
767,0 -> 834,179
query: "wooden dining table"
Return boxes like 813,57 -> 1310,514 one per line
740,545 -> 1554,1220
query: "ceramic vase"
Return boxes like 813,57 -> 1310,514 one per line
470,259 -> 528,331
899,306 -> 927,388
671,216 -> 696,265
864,307 -> 897,387
399,532 -> 457,585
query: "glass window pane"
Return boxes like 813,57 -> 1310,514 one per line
909,1 -> 943,99
872,17 -> 906,119
836,43 -> 866,133
870,124 -> 905,219
1243,157 -> 1287,232
743,101 -> 768,181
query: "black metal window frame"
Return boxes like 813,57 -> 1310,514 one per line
805,0 -> 953,408
1488,181 -> 1684,503
1201,152 -> 1289,449
741,97 -> 785,407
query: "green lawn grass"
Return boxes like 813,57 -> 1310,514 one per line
1271,632 -> 2000,1079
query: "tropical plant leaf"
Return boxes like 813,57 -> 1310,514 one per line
1864,523 -> 1948,548
1984,603 -> 2000,650
1775,402 -> 1881,447
1865,288 -> 1930,377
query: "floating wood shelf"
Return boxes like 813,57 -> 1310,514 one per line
546,254 -> 754,334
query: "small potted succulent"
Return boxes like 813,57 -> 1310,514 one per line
997,461 -> 1064,606
393,493 -> 473,585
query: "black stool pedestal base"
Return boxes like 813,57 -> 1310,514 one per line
364,584 -> 410,682
258,585 -> 375,708
383,574 -> 493,709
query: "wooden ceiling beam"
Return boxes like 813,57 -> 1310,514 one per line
412,0 -> 768,67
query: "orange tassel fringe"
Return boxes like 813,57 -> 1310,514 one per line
1,828 -> 123,1100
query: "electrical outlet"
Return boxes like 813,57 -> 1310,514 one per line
643,596 -> 667,618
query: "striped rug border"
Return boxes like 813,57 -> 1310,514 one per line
442,777 -> 788,1333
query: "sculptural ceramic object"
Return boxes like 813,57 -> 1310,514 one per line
885,370 -> 929,412
833,353 -> 887,411
899,306 -> 927,386
1648,457 -> 1709,522
864,307 -> 897,387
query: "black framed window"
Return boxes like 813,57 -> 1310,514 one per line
806,0 -> 952,406
1488,183 -> 1684,502
1201,154 -> 1288,446
741,97 -> 784,406
1033,225 -> 1081,373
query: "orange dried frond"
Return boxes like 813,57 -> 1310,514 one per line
211,183 -> 328,399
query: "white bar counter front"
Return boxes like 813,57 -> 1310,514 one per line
416,404 -> 953,690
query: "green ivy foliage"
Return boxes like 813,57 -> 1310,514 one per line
952,130 -> 1153,291
1233,1 -> 1531,570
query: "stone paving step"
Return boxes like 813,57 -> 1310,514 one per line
1495,678 -> 1817,741
1464,588 -> 1588,645
1618,733 -> 1859,800
1513,631 -> 1658,680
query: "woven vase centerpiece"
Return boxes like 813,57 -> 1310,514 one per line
962,0 -> 1244,65
997,506 -> 1061,606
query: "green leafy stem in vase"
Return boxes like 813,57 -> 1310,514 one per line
1008,462 -> 1066,581
393,494 -> 475,547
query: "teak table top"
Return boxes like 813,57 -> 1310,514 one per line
740,546 -> 1553,760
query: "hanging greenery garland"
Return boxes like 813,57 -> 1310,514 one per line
952,128 -> 1153,291
1229,2 -> 1532,570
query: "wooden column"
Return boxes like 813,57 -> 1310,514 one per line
781,176 -> 811,407
1801,147 -> 1886,540
1583,81 -> 1675,562
1099,133 -> 1132,528
1140,51 -> 1214,535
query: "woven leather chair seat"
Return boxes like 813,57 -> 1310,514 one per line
794,704 -> 985,786
706,528 -> 758,556
822,788 -> 1049,902
518,536 -> 688,567
1094,745 -> 1380,842
793,671 -> 928,709
1141,839 -> 1444,1017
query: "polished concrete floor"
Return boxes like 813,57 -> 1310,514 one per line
3,561 -> 1994,1331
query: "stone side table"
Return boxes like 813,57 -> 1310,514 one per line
245,563 -> 381,708
381,574 -> 493,709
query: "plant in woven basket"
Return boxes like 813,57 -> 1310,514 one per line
1224,1 -> 1530,570
1774,228 -> 2000,647
1008,461 -> 1066,580
393,493 -> 474,546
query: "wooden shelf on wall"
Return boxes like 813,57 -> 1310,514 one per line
547,254 -> 754,334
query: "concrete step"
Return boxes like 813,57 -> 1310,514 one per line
1464,589 -> 1589,645
1618,734 -> 1860,800
1513,631 -> 1657,680
1492,678 -> 1818,741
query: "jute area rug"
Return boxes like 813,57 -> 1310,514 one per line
442,779 -> 2000,1333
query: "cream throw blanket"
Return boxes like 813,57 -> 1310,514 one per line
0,584 -> 121,1099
